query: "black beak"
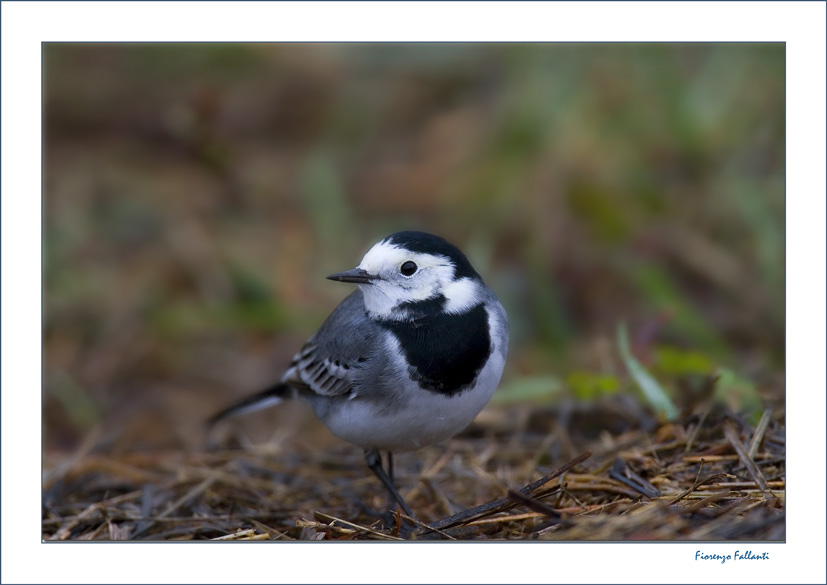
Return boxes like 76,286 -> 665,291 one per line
326,267 -> 379,284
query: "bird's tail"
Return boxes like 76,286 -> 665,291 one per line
207,383 -> 292,427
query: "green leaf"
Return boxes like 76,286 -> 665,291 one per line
655,346 -> 716,376
491,375 -> 563,405
566,371 -> 620,400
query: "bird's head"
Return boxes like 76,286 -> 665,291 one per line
327,231 -> 485,320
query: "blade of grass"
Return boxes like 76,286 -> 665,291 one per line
617,322 -> 678,420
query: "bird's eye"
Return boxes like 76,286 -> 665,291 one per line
400,261 -> 418,276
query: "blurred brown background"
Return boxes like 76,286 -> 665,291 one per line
43,43 -> 784,456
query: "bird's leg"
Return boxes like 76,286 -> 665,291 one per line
364,449 -> 415,519
384,452 -> 399,523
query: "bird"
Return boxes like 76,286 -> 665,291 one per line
208,230 -> 509,519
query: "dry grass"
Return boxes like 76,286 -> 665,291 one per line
42,401 -> 785,541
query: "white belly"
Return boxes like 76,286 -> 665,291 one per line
318,349 -> 505,452
321,386 -> 490,451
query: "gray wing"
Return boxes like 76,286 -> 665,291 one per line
281,289 -> 384,397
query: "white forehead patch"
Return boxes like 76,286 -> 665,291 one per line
358,240 -> 450,274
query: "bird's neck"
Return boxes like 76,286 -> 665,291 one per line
389,296 -> 448,322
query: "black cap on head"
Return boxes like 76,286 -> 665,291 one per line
382,231 -> 481,280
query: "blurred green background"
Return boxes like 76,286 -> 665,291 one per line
43,43 -> 784,453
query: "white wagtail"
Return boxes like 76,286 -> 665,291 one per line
209,231 -> 509,517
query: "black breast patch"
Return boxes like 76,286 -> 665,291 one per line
380,303 -> 491,397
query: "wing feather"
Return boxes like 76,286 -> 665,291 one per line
281,290 -> 382,398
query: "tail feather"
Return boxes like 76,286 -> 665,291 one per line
207,383 -> 291,427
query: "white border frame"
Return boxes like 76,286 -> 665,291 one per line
3,2 -> 825,584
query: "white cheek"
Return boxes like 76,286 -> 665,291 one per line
359,282 -> 403,317
443,278 -> 483,314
